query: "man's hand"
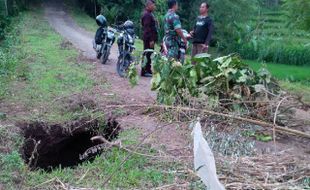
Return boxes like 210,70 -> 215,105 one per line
175,29 -> 189,48
183,38 -> 188,46
149,41 -> 155,48
202,44 -> 209,51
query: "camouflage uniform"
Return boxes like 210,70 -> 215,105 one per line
164,10 -> 182,59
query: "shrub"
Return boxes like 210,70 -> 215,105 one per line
0,16 -> 10,40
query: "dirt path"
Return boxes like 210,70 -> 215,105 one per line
43,0 -> 191,158
44,0 -> 155,104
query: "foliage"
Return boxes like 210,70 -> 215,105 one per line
233,6 -> 310,66
246,60 -> 310,83
238,38 -> 310,66
0,0 -> 40,39
282,0 -> 310,31
129,52 -> 277,106
128,61 -> 139,87
178,0 -> 260,51
0,49 -> 17,97
0,15 -> 10,40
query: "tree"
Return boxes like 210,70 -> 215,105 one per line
283,0 -> 310,31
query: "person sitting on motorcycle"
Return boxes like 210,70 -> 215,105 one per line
163,0 -> 188,61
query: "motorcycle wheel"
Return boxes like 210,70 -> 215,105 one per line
100,46 -> 110,64
117,56 -> 130,77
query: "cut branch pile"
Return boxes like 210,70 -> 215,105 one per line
218,153 -> 310,189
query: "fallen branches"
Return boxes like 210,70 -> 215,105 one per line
217,153 -> 310,189
104,104 -> 310,139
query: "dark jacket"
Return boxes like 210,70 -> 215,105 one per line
192,16 -> 213,45
141,10 -> 158,42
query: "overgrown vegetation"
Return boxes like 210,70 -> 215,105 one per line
0,14 -> 24,98
283,0 -> 310,31
246,60 -> 310,82
0,0 -> 40,40
72,0 -> 310,67
130,52 -> 277,106
0,9 -> 181,190
236,7 -> 310,66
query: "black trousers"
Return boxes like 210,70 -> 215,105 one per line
142,40 -> 154,75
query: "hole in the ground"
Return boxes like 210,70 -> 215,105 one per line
20,117 -> 120,171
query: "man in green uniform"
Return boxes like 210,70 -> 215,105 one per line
164,0 -> 187,60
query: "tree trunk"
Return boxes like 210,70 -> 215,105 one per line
4,0 -> 8,16
94,0 -> 96,18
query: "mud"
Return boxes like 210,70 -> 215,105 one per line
20,117 -> 120,171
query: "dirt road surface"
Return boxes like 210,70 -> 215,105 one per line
44,0 -> 156,104
43,0 -> 190,156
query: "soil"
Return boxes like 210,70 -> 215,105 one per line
20,117 -> 120,170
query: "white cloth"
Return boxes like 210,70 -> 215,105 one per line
192,121 -> 225,190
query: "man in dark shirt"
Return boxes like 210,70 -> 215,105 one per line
141,0 -> 158,77
191,2 -> 213,63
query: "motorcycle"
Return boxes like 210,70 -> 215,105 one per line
115,20 -> 136,77
161,29 -> 190,63
93,15 -> 115,64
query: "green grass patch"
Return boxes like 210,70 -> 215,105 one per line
2,10 -> 96,122
246,59 -> 310,103
246,60 -> 310,83
280,81 -> 310,103
65,1 -> 97,33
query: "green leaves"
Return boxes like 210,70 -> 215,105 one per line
258,67 -> 272,84
127,51 -> 276,107
127,62 -> 139,87
151,73 -> 161,91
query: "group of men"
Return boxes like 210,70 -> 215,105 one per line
141,0 -> 213,77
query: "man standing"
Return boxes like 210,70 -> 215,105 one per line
164,0 -> 187,60
191,2 -> 213,61
141,0 -> 158,77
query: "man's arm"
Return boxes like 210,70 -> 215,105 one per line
173,15 -> 187,44
190,19 -> 197,36
176,29 -> 187,43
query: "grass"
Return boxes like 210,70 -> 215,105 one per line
280,81 -> 310,103
1,10 -> 96,122
65,1 -> 97,33
22,130 -> 174,189
245,59 -> 310,103
245,60 -> 310,82
0,8 -> 179,190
